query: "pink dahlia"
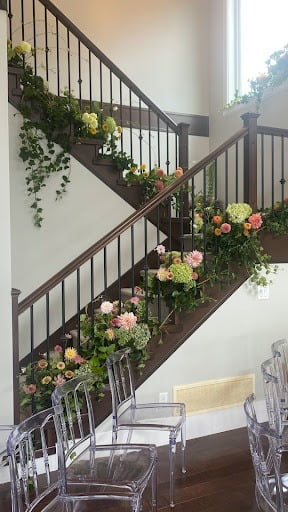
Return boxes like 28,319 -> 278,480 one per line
53,374 -> 66,387
118,312 -> 137,330
54,344 -> 63,352
220,223 -> 232,234
248,213 -> 263,229
74,354 -> 85,364
185,250 -> 203,269
156,168 -> 165,177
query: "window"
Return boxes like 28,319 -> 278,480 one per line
227,0 -> 288,100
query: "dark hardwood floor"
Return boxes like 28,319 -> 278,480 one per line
0,427 -> 258,511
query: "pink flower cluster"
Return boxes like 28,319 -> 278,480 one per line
248,213 -> 263,229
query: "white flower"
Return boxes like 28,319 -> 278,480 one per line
100,301 -> 113,314
154,244 -> 166,255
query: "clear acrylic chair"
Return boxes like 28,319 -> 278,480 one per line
271,339 -> 288,409
106,348 -> 186,508
7,406 -> 97,512
52,374 -> 157,512
261,357 -> 284,435
244,393 -> 288,512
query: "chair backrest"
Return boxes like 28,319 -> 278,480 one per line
261,357 -> 283,434
51,374 -> 96,461
271,338 -> 288,399
244,393 -> 284,512
106,348 -> 136,426
7,407 -> 66,512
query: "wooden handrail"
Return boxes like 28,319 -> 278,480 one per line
257,125 -> 288,137
18,125 -> 248,314
37,0 -> 178,133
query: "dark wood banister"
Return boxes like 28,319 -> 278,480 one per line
18,125 -> 248,315
257,125 -> 288,137
37,0 -> 178,133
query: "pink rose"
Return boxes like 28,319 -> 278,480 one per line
54,345 -> 63,352
24,384 -> 36,395
156,180 -> 164,191
130,296 -> 140,305
248,213 -> 263,229
220,223 -> 232,233
156,168 -> 165,177
111,317 -> 122,327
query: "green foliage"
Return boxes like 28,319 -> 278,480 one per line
263,200 -> 288,236
123,165 -> 184,202
225,43 -> 288,112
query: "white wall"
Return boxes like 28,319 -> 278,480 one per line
0,9 -> 14,423
53,0 -> 210,116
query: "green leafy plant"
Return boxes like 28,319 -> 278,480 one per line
263,199 -> 288,236
123,165 -> 184,202
20,342 -> 91,412
225,43 -> 288,112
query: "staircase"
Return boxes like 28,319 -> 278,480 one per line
7,0 -> 288,425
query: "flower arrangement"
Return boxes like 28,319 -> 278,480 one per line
20,342 -> 90,412
263,198 -> 288,236
207,202 -> 277,285
147,245 -> 206,312
225,43 -> 288,111
79,296 -> 158,376
123,165 -> 184,202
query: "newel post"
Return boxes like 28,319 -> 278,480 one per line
241,112 -> 260,212
178,122 -> 189,172
11,288 -> 21,424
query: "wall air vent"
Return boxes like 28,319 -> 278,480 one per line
173,374 -> 255,415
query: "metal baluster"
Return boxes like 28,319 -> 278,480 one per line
139,98 -> 142,165
99,60 -> 103,109
30,305 -> 35,412
90,257 -> 94,348
179,186 -> 184,257
166,124 -> 170,175
175,132 -> 178,169
156,205 -> 161,322
45,8 -> 49,82
214,158 -> 218,206
148,107 -> 152,170
88,50 -> 92,111
76,269 -> 80,350
129,89 -> 133,158
281,135 -> 285,204
56,18 -> 60,96
131,226 -> 135,296
261,134 -> 264,210
103,246 -> 107,294
203,168 -> 207,269
61,280 -> 65,338
45,292 -> 50,360
32,0 -> 37,73
21,0 -> 24,42
271,135 -> 274,208
190,177 -> 195,251
225,149 -> 228,207
110,70 -> 113,115
117,237 -> 121,312
67,29 -> 71,94
8,0 -> 12,43
119,80 -> 123,152
78,40 -> 82,110
157,116 -> 160,167
235,141 -> 239,202
144,218 -> 149,323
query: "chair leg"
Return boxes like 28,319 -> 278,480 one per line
181,420 -> 186,474
169,432 -> 177,508
151,458 -> 158,512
